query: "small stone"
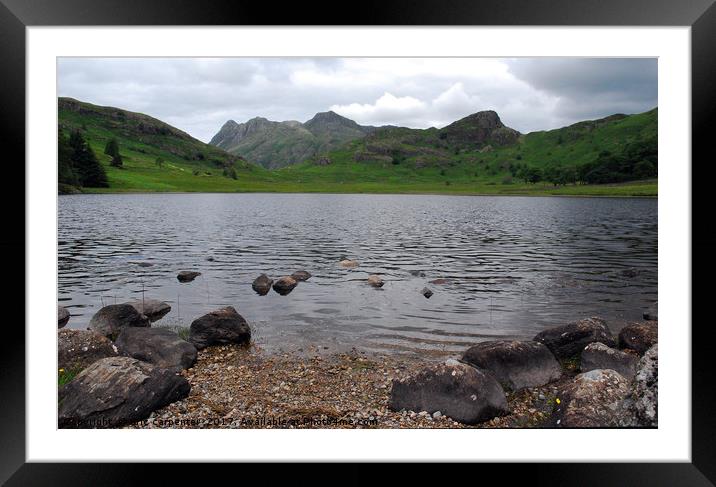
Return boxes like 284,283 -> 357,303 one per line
177,271 -> 201,283
273,276 -> 298,295
367,275 -> 384,288
291,270 -> 312,281
421,287 -> 433,298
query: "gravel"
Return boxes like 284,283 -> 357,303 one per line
127,343 -> 575,429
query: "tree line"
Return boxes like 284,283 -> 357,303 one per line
58,128 -> 108,189
509,137 -> 657,186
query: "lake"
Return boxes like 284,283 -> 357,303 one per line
58,193 -> 657,356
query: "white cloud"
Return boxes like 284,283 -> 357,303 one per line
330,93 -> 426,126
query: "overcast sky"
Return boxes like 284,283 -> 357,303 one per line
58,57 -> 657,143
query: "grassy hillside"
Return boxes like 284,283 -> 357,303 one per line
59,98 -> 277,192
277,108 -> 657,196
58,98 -> 657,196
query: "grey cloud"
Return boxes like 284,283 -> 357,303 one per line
58,57 -> 657,142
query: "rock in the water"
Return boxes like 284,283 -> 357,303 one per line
124,299 -> 171,322
252,274 -> 273,295
429,278 -> 449,285
291,270 -> 312,281
620,268 -> 639,278
409,270 -> 426,277
89,304 -> 150,339
632,344 -> 658,427
421,287 -> 433,298
461,340 -> 561,390
340,259 -> 359,268
581,342 -> 639,380
273,276 -> 298,295
177,271 -> 201,282
533,317 -> 615,360
618,321 -> 658,354
551,369 -> 635,428
188,306 -> 251,350
58,305 -> 70,328
389,363 -> 508,424
115,327 -> 197,370
643,310 -> 658,321
58,356 -> 190,428
58,329 -> 117,372
367,275 -> 384,288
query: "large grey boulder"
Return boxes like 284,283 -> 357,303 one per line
115,327 -> 197,370
461,340 -> 561,390
632,344 -> 658,427
551,369 -> 635,428
58,356 -> 190,428
58,329 -> 117,372
58,305 -> 70,328
188,306 -> 251,350
273,276 -> 298,296
252,274 -> 273,295
389,363 -> 508,424
533,317 -> 616,360
88,304 -> 150,339
618,321 -> 658,355
581,342 -> 639,380
124,299 -> 171,322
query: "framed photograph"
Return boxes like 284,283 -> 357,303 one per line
3,0 -> 714,483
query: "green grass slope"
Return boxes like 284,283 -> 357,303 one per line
277,108 -> 657,196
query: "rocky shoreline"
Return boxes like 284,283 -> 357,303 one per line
58,295 -> 658,429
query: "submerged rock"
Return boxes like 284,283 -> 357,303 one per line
421,287 -> 433,298
125,299 -> 171,322
461,340 -> 561,390
89,304 -> 150,340
58,356 -> 190,428
252,274 -> 273,295
188,306 -> 251,350
429,278 -> 449,285
581,342 -> 639,380
115,327 -> 197,370
340,259 -> 359,268
533,317 -> 615,360
58,305 -> 70,328
291,270 -> 312,281
177,271 -> 201,283
551,368 -> 635,428
389,363 -> 508,424
273,276 -> 298,295
632,344 -> 658,427
618,321 -> 658,354
58,329 -> 117,372
367,275 -> 384,288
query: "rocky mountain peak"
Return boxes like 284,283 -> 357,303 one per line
440,110 -> 520,148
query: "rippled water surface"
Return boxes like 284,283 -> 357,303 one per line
58,193 -> 657,355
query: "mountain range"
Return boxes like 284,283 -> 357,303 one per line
209,111 -> 381,169
57,96 -> 657,196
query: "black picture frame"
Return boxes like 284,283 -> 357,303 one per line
2,0 -> 714,484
